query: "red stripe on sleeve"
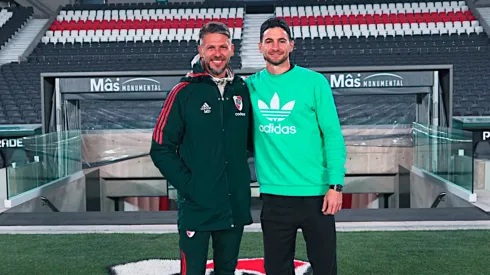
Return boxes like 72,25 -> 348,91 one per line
153,82 -> 189,144
181,249 -> 187,275
153,82 -> 182,141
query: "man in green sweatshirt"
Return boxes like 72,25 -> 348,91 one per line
245,17 -> 347,275
150,22 -> 253,275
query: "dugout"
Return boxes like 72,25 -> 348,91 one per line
0,124 -> 42,169
453,117 -> 490,159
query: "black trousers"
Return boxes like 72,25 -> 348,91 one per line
179,226 -> 244,275
260,194 -> 337,275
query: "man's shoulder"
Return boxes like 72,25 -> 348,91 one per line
170,80 -> 193,93
294,66 -> 331,87
165,80 -> 197,103
233,74 -> 249,86
241,70 -> 266,93
230,75 -> 251,96
242,69 -> 266,82
294,65 -> 325,78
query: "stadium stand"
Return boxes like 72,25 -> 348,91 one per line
1,2 -> 244,129
32,2 -> 244,70
0,7 -> 33,50
0,0 -> 488,129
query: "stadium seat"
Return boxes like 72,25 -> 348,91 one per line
27,2 -> 244,78
44,13 -> 243,43
277,2 -> 480,39
36,3 -> 243,64
0,9 -> 13,28
0,7 -> 33,49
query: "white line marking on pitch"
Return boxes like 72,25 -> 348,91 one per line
1,221 -> 490,234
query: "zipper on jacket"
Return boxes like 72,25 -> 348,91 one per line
219,84 -> 235,228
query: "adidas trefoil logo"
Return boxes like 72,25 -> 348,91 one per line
258,92 -> 295,122
201,102 -> 211,114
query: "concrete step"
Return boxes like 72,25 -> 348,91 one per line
241,53 -> 262,57
243,22 -> 267,25
241,47 -> 261,52
242,58 -> 265,61
242,64 -> 266,69
0,18 -> 48,65
241,14 -> 274,69
242,34 -> 259,37
244,22 -> 270,25
243,30 -> 261,35
241,36 -> 260,41
240,52 -> 263,56
241,44 -> 261,49
243,28 -> 262,33
242,42 -> 260,46
242,59 -> 266,64
241,49 -> 262,53
242,31 -> 260,36
475,7 -> 490,35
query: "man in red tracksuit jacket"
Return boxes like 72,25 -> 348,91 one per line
150,22 -> 254,275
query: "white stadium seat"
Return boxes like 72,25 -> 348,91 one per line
44,5 -> 244,45
273,1 -> 480,39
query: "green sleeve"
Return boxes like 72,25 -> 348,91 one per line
150,87 -> 192,197
314,74 -> 347,186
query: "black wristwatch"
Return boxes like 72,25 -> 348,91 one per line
329,184 -> 343,192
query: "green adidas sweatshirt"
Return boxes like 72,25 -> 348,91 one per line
245,65 -> 346,196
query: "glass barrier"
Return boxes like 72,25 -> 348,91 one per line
412,122 -> 474,193
75,95 -> 417,167
6,130 -> 82,198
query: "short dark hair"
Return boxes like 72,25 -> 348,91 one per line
260,17 -> 292,42
199,21 -> 230,43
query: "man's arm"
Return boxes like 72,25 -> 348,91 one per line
314,74 -> 346,215
314,74 -> 347,186
150,83 -> 192,198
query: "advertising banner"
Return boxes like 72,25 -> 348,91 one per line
59,71 -> 434,95
323,71 -> 434,95
324,71 -> 434,89
59,76 -> 182,93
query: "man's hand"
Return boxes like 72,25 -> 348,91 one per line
322,189 -> 343,215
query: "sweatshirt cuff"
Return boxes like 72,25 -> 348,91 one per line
328,174 -> 345,186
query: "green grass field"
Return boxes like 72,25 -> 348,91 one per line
1,230 -> 488,275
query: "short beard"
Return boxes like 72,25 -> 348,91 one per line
204,59 -> 229,77
263,54 -> 288,66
